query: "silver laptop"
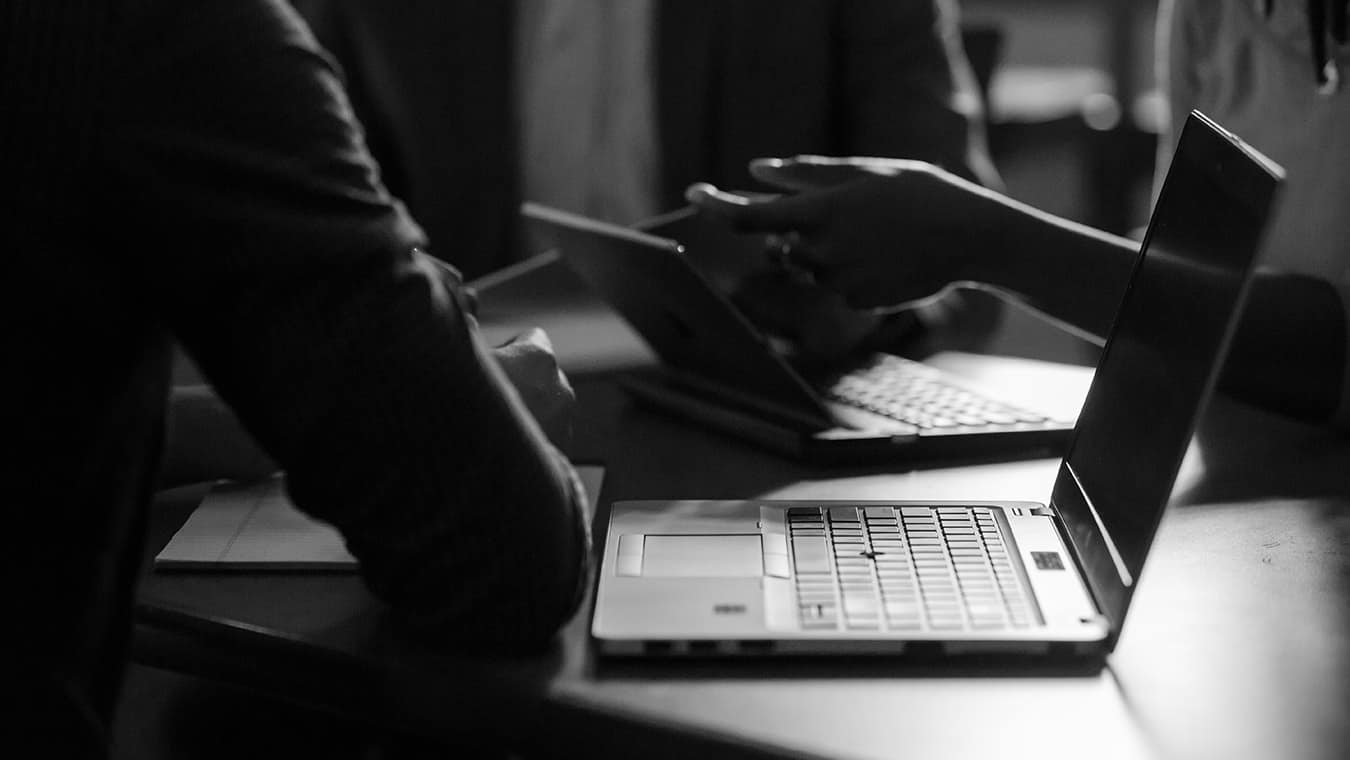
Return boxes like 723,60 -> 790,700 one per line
523,213 -> 1075,466
589,111 -> 1284,656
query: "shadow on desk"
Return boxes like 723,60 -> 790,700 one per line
1176,395 -> 1350,506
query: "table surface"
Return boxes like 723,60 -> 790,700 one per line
136,259 -> 1350,760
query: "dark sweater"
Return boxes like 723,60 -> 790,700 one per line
2,1 -> 590,752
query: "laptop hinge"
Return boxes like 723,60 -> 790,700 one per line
1043,498 -> 1119,639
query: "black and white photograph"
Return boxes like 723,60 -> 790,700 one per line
4,1 -> 1347,758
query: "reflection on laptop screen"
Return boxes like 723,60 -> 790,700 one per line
1053,113 -> 1282,621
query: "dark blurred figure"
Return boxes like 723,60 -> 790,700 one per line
293,0 -> 998,276
3,1 -> 590,756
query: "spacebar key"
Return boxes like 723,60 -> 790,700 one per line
792,537 -> 832,574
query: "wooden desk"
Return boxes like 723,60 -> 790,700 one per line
135,261 -> 1350,760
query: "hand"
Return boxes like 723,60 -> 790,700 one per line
687,158 -> 998,310
492,328 -> 575,446
730,269 -> 884,364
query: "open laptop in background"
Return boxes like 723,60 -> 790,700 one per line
587,111 -> 1283,656
523,204 -> 1076,464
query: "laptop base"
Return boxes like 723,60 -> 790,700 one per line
620,373 -> 1071,465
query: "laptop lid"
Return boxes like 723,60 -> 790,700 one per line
522,202 -> 835,428
1049,111 -> 1283,636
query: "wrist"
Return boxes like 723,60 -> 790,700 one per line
951,188 -> 1016,286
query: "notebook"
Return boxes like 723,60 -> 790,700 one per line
589,111 -> 1283,656
156,466 -> 606,570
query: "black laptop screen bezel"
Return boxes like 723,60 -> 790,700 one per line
1050,112 -> 1283,636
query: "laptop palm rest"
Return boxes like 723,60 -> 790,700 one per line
638,535 -> 763,577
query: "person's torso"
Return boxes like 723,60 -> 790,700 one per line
1177,0 -> 1350,284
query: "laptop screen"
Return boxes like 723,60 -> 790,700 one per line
1051,112 -> 1282,629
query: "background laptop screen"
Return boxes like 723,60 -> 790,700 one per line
1052,113 -> 1282,623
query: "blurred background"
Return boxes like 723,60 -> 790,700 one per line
963,0 -> 1161,363
968,0 -> 1160,234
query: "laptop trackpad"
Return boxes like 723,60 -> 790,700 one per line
640,535 -> 763,577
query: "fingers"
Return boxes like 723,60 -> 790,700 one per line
684,182 -> 836,281
730,270 -> 820,341
769,231 -> 833,282
507,326 -> 553,353
494,328 -> 570,400
496,329 -> 565,385
748,156 -> 871,191
749,156 -> 933,191
493,328 -> 575,446
731,271 -> 881,362
459,284 -> 480,315
685,182 -> 825,234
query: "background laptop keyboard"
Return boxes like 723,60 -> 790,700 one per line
787,505 -> 1036,632
825,354 -> 1056,432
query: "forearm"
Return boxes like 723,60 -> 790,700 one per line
968,196 -> 1348,422
960,188 -> 1138,343
179,250 -> 593,646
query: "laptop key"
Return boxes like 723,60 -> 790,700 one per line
800,601 -> 835,617
792,537 -> 831,574
845,602 -> 881,616
789,498 -> 1039,640
828,506 -> 860,522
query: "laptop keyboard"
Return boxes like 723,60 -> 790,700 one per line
787,505 -> 1036,632
825,354 -> 1054,432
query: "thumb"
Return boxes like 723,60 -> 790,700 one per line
497,326 -> 553,353
748,156 -> 869,191
750,155 -> 927,191
684,182 -> 824,234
